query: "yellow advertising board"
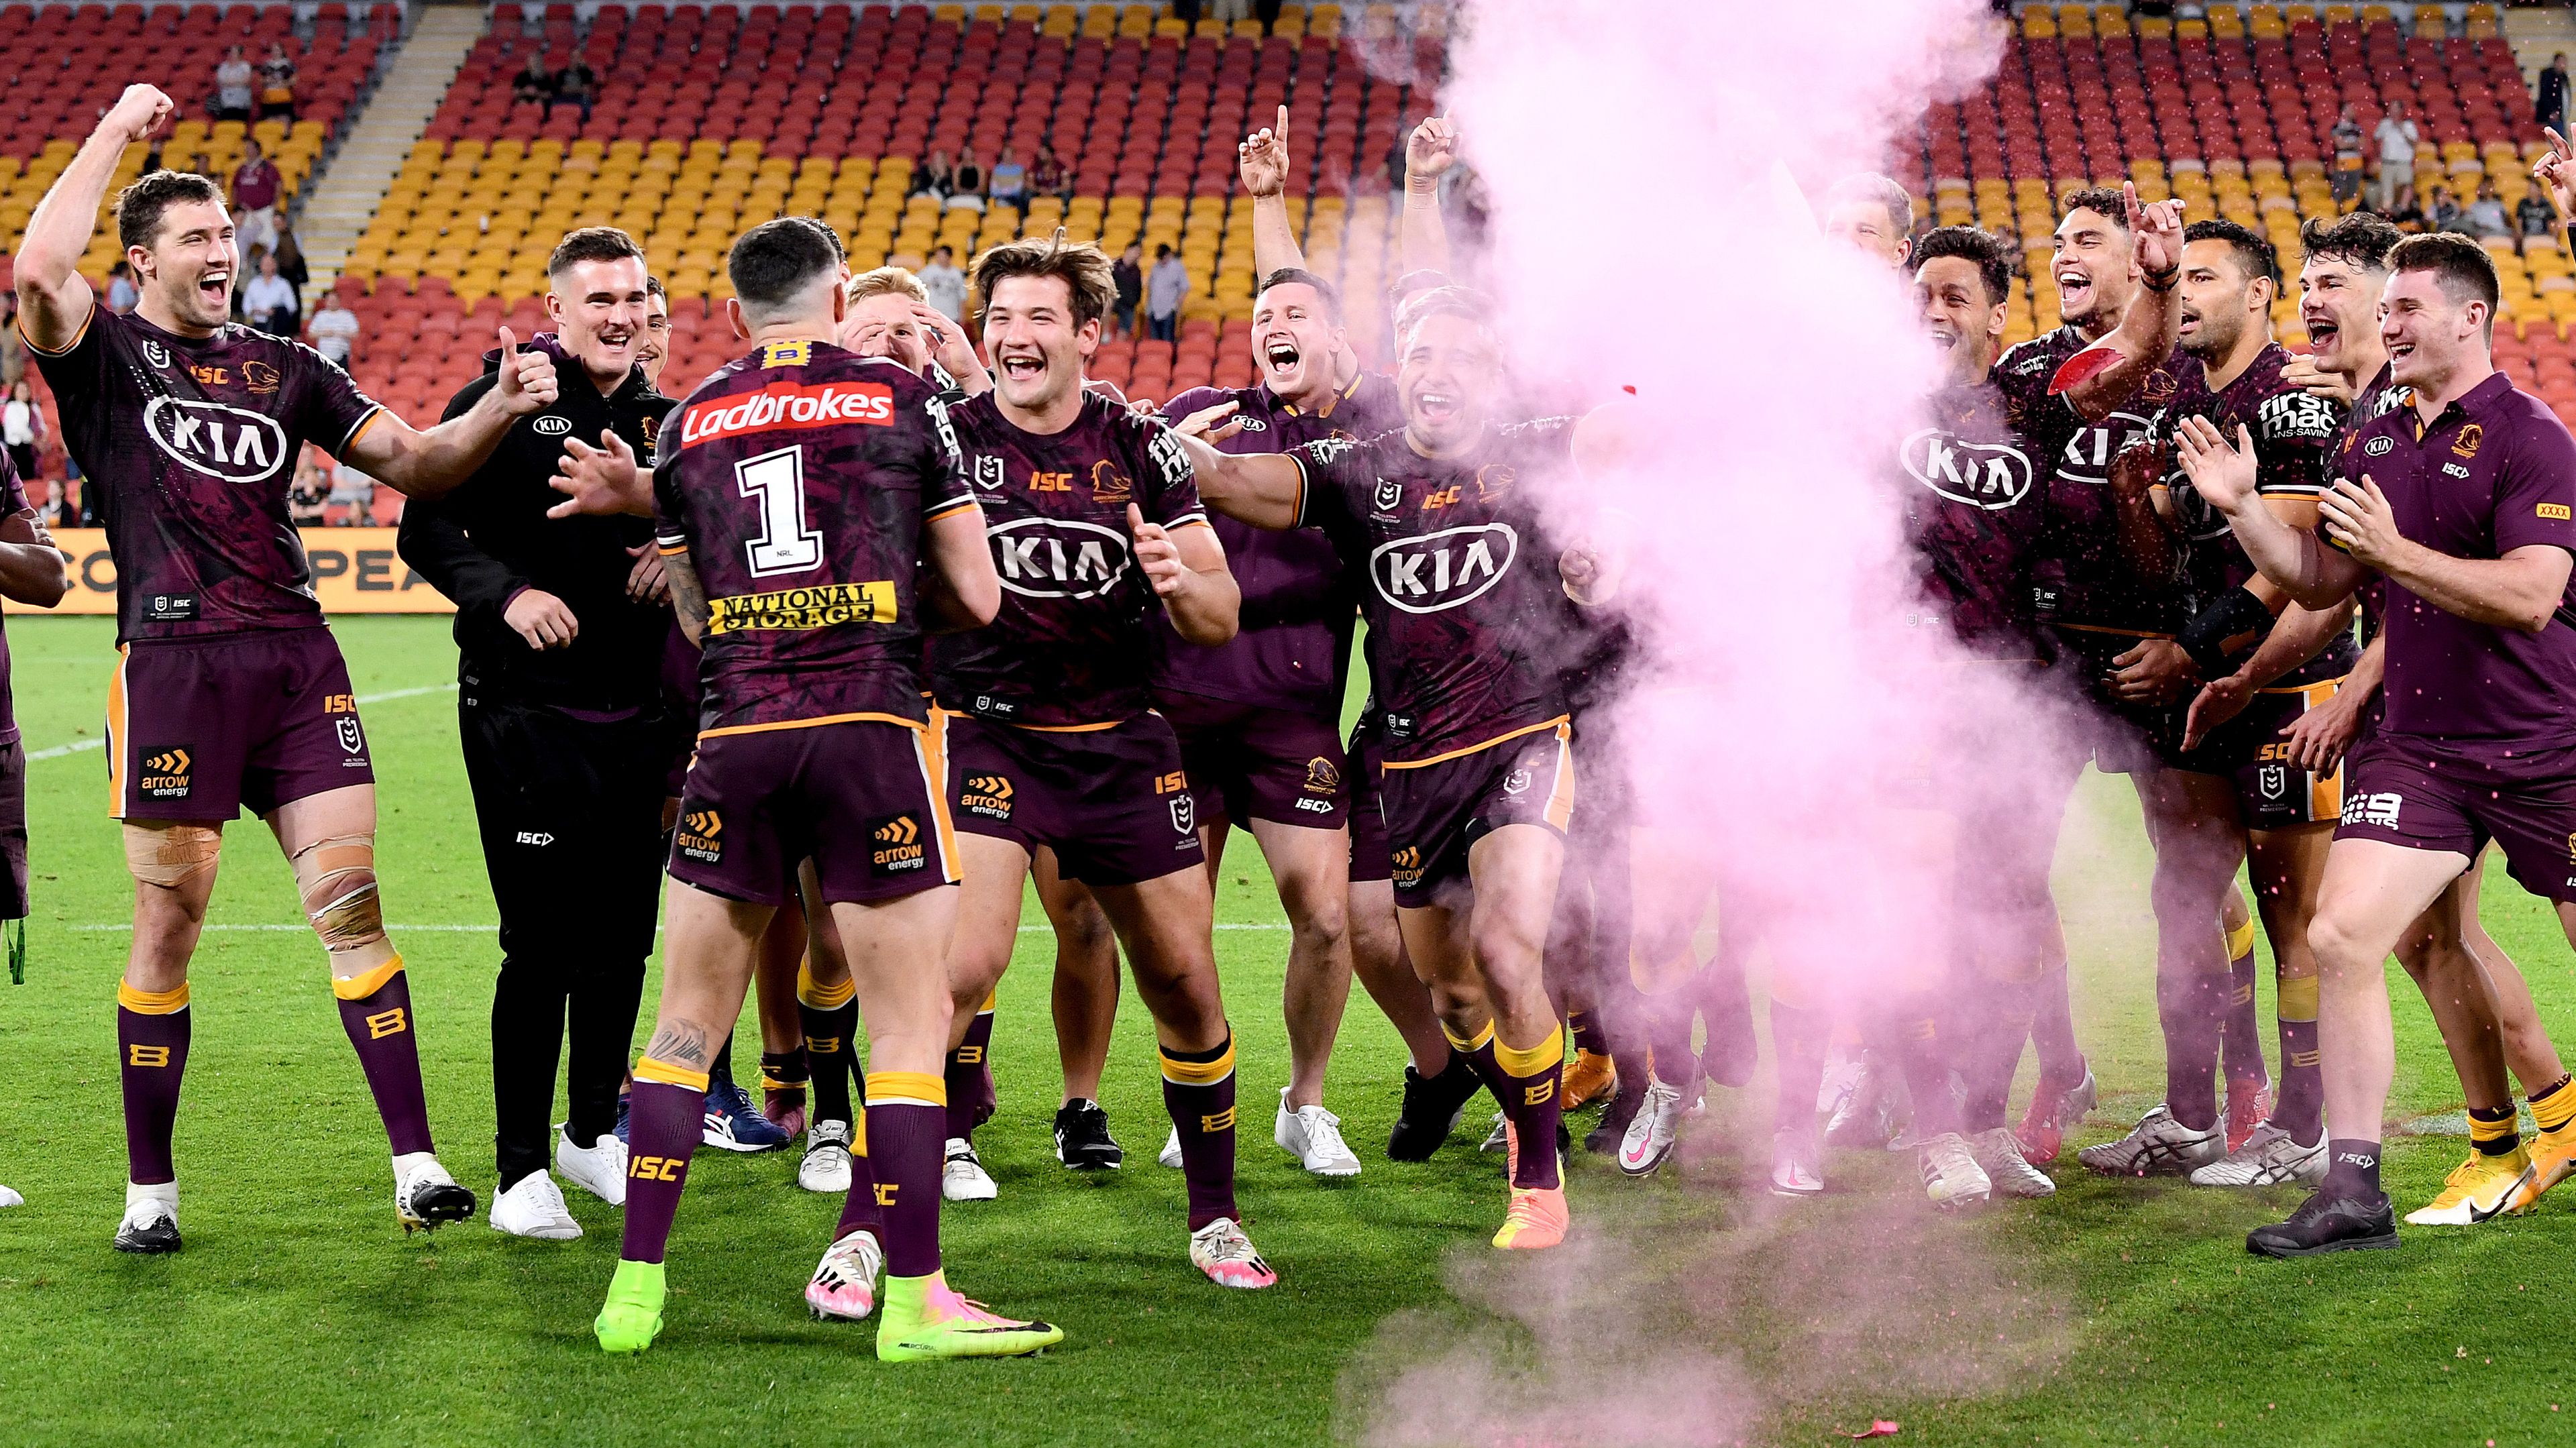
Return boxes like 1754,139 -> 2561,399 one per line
1,528 -> 455,614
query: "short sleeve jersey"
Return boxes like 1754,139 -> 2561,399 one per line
1900,376 -> 2048,659
1150,373 -> 1401,718
1289,419 -> 1576,765
1994,326 -> 2189,634
0,447 -> 30,745
28,304 -> 382,643
930,390 -> 1209,728
2330,372 -> 2576,750
651,338 -> 975,735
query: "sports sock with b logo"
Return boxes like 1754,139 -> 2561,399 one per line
945,993 -> 996,1141
2156,966 -> 2230,1133
1160,1030 -> 1242,1228
333,958 -> 433,1156
798,963 -> 859,1126
117,981 -> 191,1185
2220,914 -> 2268,1090
2272,972 -> 2324,1145
619,1057 -> 708,1264
863,1071 -> 945,1276
1451,1019 -> 1565,1190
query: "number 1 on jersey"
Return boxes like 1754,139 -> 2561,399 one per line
738,445 -> 823,575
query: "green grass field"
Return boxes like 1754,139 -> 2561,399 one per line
1,615 -> 2573,1445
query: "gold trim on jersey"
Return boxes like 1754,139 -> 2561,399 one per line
17,300 -> 93,358
1381,715 -> 1572,771
924,494 -> 981,522
698,710 -> 926,740
338,406 -> 388,457
705,580 -> 898,634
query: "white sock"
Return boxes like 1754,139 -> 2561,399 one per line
125,1179 -> 177,1221
392,1150 -> 440,1180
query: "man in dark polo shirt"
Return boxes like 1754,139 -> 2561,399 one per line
2180,233 -> 2576,1254
398,227 -> 671,1240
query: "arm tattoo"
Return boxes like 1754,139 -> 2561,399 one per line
665,551 -> 712,647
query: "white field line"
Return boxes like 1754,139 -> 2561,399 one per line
26,682 -> 462,761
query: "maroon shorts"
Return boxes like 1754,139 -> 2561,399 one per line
2337,738 -> 2576,903
1348,717 -> 1391,884
107,628 -> 374,820
937,709 -> 1207,887
1157,688 -> 1350,831
670,718 -> 957,907
2043,626 -> 2177,776
1380,720 -> 1575,909
2167,676 -> 2347,830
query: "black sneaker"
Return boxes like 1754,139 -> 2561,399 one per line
1053,1099 -> 1124,1170
1585,1075 -> 1647,1155
1387,1060 -> 1483,1162
113,1205 -> 181,1255
2247,1188 -> 2398,1258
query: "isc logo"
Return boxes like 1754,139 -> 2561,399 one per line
1370,523 -> 1518,614
987,518 -> 1132,599
1903,428 -> 2034,510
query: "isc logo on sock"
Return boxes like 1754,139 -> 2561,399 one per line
1525,1080 -> 1556,1107
127,1044 -> 170,1067
1200,1107 -> 1236,1133
629,1156 -> 685,1182
365,1007 -> 408,1039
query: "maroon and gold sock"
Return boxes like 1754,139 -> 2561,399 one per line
861,1070 -> 946,1276
117,981 -> 191,1185
2272,972 -> 2324,1146
2469,1102 -> 2522,1159
1769,1001 -> 1829,1139
2220,915 -> 2268,1091
798,964 -> 859,1126
619,1059 -> 708,1264
945,992 -> 995,1141
333,958 -> 433,1156
1450,1020 -> 1566,1190
1568,1009 -> 1602,1057
1160,1030 -> 1241,1229
2158,968 -> 2230,1133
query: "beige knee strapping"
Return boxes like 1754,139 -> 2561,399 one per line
290,832 -> 385,954
125,824 -> 221,889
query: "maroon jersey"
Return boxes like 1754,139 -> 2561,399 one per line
2139,343 -> 2354,685
2330,372 -> 2576,750
1900,378 -> 2046,658
1289,419 -> 1577,765
28,304 -> 382,643
0,447 -> 28,745
1995,326 -> 2188,634
931,390 -> 1209,728
651,338 -> 975,735
1152,373 -> 1400,718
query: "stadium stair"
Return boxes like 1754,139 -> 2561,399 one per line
300,6 -> 489,297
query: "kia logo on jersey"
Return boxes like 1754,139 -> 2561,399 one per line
1901,429 -> 2034,510
533,414 -> 572,436
142,396 -> 288,483
679,381 -> 895,447
2047,409 -> 2151,486
1369,523 -> 1519,614
987,517 -> 1133,598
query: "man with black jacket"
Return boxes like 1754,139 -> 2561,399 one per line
397,227 -> 671,1240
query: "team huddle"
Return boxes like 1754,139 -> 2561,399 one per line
17,77 -> 2576,1362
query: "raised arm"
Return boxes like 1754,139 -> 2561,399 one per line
16,85 -> 170,352
344,329 -> 557,499
1167,416 -> 1306,531
920,503 -> 1000,633
1242,105 -> 1305,276
1400,117 -> 1459,279
2061,183 -> 2186,424
2175,419 -> 2367,610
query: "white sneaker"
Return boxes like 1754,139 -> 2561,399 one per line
1479,1111 -> 1510,1152
1822,1054 -> 1896,1148
1159,1125 -> 1183,1169
1968,1126 -> 2055,1199
1769,1129 -> 1823,1197
2189,1122 -> 2328,1187
1275,1089 -> 1362,1178
1917,1131 -> 1992,1209
1619,1074 -> 1688,1177
1187,1216 -> 1277,1289
392,1152 -> 477,1234
2076,1103 -> 2224,1177
804,1226 -> 884,1321
488,1171 -> 582,1240
942,1137 -> 998,1201
555,1125 -> 629,1207
800,1120 -> 855,1194
1816,1050 -> 1864,1116
0,1184 -> 19,1209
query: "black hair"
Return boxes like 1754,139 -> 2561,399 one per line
727,217 -> 844,315
1911,225 -> 2017,307
1256,266 -> 1341,323
2184,217 -> 2282,292
116,170 -> 225,253
547,225 -> 645,278
2058,186 -> 2130,231
2297,211 -> 2403,274
2387,231 -> 2502,319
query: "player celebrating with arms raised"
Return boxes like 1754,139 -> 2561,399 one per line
17,84 -> 559,1253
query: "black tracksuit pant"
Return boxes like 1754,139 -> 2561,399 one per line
462,688 -> 670,1190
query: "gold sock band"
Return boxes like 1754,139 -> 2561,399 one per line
634,1055 -> 712,1093
329,956 -> 404,1001
796,960 -> 855,1009
117,980 -> 190,1014
1493,1024 -> 1566,1078
1442,1019 -> 1497,1054
2277,973 -> 2320,1021
2534,1074 -> 2576,1133
1159,1040 -> 1236,1087
2469,1110 -> 2519,1147
2226,915 -> 2257,960
866,1070 -> 947,1107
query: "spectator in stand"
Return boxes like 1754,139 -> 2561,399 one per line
36,478 -> 64,531
2520,183 -> 2559,239
2330,104 -> 2366,212
552,55 -> 598,122
1145,243 -> 1188,343
257,42 -> 297,123
309,288 -> 360,366
289,455 -> 329,527
2427,184 -> 2465,235
950,148 -> 986,210
271,216 -> 308,292
0,296 -> 23,388
213,45 -> 255,123
105,262 -> 139,315
911,148 -> 955,199
513,52 -> 553,107
1028,142 -> 1070,204
988,149 -> 1028,215
243,252 -> 299,338
917,244 -> 968,323
2374,101 -> 2419,212
231,137 -> 283,257
2465,180 -> 2511,239
1112,241 -> 1143,339
2542,53 -> 2571,136
2386,182 -> 2426,232
1,382 -> 42,486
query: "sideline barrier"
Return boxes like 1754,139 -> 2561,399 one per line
1,528 -> 455,614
